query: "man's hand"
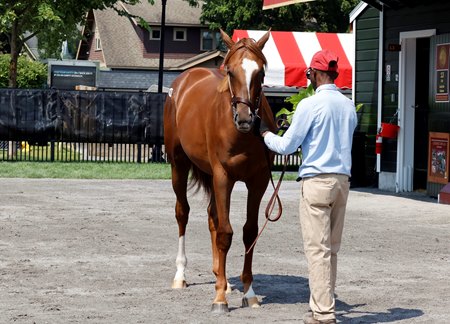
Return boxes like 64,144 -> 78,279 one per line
259,118 -> 271,137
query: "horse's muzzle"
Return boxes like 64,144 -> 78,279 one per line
234,110 -> 255,133
235,120 -> 253,133
232,100 -> 256,133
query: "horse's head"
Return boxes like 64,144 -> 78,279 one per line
220,29 -> 270,133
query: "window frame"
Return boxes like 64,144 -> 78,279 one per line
200,29 -> 224,51
200,29 -> 214,51
149,27 -> 161,40
95,37 -> 101,51
173,28 -> 187,42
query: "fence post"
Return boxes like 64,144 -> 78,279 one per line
50,141 -> 55,162
137,143 -> 142,163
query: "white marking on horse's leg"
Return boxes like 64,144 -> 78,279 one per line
242,284 -> 260,308
226,280 -> 232,294
241,58 -> 258,99
244,283 -> 256,299
172,235 -> 187,289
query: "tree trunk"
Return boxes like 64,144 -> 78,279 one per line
8,20 -> 22,89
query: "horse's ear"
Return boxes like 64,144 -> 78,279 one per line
256,29 -> 271,50
220,29 -> 235,49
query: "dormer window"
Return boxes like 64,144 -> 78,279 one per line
150,27 -> 161,40
173,28 -> 187,41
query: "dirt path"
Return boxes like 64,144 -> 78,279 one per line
0,179 -> 449,323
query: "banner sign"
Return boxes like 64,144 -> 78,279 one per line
0,89 -> 165,145
263,0 -> 314,10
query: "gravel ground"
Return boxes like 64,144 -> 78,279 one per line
0,178 -> 449,323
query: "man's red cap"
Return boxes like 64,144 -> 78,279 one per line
309,50 -> 339,73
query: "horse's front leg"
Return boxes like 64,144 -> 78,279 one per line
210,173 -> 234,313
241,175 -> 270,308
208,194 -> 232,295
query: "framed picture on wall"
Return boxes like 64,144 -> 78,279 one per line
428,132 -> 450,184
435,44 -> 450,102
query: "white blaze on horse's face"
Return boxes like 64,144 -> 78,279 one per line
241,58 -> 259,101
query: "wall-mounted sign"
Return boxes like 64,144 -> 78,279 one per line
388,43 -> 401,52
428,132 -> 450,184
435,44 -> 449,102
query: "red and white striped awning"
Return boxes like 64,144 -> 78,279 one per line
232,30 -> 354,90
262,0 -> 315,10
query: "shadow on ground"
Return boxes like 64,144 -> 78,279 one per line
230,274 -> 424,323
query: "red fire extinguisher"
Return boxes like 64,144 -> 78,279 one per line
375,134 -> 383,155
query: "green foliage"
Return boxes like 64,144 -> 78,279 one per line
275,84 -> 315,135
0,54 -> 47,88
186,0 -> 360,35
275,85 -> 364,135
0,0 -> 154,86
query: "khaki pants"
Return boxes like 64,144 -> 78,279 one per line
299,174 -> 350,321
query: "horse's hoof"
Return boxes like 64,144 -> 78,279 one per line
171,280 -> 187,289
242,296 -> 260,308
211,303 -> 230,314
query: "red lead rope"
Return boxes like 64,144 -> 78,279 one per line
246,155 -> 289,254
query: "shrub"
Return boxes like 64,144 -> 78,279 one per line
0,54 -> 47,88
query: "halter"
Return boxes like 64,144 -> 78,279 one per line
226,69 -> 263,120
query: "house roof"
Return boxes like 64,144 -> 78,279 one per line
349,2 -> 369,23
84,1 -> 213,70
97,69 -> 181,90
120,0 -> 204,26
363,0 -> 443,11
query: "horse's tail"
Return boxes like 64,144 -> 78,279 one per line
189,164 -> 213,197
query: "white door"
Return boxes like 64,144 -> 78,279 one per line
396,29 -> 436,192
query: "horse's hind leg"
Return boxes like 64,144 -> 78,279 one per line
170,154 -> 191,289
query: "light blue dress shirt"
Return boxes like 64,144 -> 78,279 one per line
264,84 -> 357,178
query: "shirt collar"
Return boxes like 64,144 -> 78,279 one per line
315,83 -> 338,93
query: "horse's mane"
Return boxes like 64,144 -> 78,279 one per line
217,38 -> 267,93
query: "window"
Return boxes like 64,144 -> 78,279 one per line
201,30 -> 224,51
94,26 -> 101,51
95,37 -> 101,51
173,28 -> 187,41
150,27 -> 161,40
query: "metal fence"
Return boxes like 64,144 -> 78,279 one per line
0,141 -> 166,163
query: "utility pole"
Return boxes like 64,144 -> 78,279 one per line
158,0 -> 167,93
153,0 -> 167,162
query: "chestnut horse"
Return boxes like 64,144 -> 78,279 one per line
163,29 -> 276,313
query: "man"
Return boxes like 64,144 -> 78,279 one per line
261,50 -> 357,324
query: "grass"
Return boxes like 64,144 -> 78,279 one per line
0,161 -> 172,179
0,161 -> 299,180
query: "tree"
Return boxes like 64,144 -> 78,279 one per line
0,54 -> 46,88
187,0 -> 359,36
0,0 -> 154,88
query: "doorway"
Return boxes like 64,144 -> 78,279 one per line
413,37 -> 430,191
397,29 -> 436,192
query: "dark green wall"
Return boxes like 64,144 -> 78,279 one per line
382,3 -> 450,195
354,5 -> 380,186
